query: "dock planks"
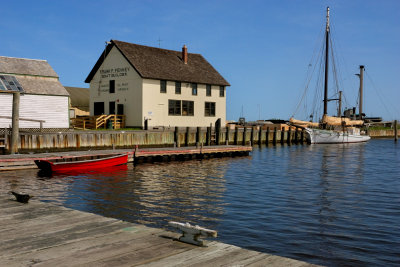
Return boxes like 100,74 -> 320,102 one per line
0,197 -> 320,267
0,145 -> 252,171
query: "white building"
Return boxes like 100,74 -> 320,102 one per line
85,40 -> 230,128
0,56 -> 69,128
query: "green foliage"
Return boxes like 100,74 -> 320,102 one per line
369,126 -> 399,130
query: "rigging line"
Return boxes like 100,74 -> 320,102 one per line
365,71 -> 399,117
312,51 -> 325,117
329,23 -> 351,88
291,48 -> 322,118
291,23 -> 325,118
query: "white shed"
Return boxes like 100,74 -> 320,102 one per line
0,56 -> 69,129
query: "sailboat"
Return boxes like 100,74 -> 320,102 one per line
290,7 -> 371,144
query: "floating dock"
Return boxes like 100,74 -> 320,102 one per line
0,196 -> 319,266
0,145 -> 252,171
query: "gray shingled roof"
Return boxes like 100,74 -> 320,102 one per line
0,56 -> 58,77
17,76 -> 69,96
0,56 -> 69,96
85,40 -> 230,86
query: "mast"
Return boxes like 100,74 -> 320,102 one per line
338,91 -> 342,117
359,65 -> 364,119
323,7 -> 330,116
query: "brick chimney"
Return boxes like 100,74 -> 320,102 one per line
182,45 -> 188,64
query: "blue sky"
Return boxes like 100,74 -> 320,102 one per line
1,0 -> 399,121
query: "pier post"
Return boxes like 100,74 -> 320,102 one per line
243,127 -> 247,146
250,127 -> 255,146
216,127 -> 221,145
11,92 -> 20,154
281,128 -> 285,144
185,127 -> 190,147
287,127 -> 291,144
301,129 -> 304,143
196,127 -> 201,144
395,120 -> 398,142
266,127 -> 270,144
294,127 -> 298,143
258,126 -> 262,145
175,126 -> 180,147
273,127 -> 277,145
207,126 -> 211,146
235,127 -> 239,145
226,127 -> 230,145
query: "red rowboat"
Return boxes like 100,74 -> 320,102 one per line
34,153 -> 128,173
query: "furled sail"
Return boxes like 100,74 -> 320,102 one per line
322,115 -> 364,126
289,118 -> 319,128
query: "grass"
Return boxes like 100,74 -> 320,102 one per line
369,126 -> 399,130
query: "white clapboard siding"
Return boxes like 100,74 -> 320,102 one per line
0,94 -> 69,128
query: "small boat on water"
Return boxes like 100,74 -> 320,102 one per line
35,153 -> 128,173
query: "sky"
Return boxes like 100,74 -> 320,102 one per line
1,0 -> 399,121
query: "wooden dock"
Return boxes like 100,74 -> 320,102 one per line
0,145 -> 252,171
0,196 -> 319,266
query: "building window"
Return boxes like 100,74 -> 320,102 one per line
182,101 -> 194,116
168,100 -> 181,115
109,101 -> 115,114
94,102 -> 104,115
205,102 -> 216,117
192,83 -> 197,95
206,84 -> 211,96
219,86 -> 225,97
160,80 -> 167,93
175,81 -> 181,94
110,80 -> 115,93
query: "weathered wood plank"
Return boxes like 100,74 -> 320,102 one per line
246,254 -> 320,267
0,196 -> 320,267
0,227 -> 166,266
187,246 -> 265,267
137,242 -> 236,267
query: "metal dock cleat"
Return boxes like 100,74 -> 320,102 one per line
168,221 -> 217,246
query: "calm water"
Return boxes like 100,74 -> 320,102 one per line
1,139 -> 399,266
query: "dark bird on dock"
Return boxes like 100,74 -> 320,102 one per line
10,191 -> 33,203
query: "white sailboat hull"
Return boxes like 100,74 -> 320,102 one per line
305,128 -> 371,144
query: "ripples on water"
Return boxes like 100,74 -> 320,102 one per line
1,139 -> 399,266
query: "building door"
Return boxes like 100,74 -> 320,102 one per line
94,102 -> 104,115
117,104 -> 124,115
109,101 -> 115,114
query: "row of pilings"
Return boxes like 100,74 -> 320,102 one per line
1,126 -> 306,154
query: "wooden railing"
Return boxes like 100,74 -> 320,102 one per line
71,115 -> 125,130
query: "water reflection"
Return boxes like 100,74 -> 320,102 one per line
0,140 -> 399,266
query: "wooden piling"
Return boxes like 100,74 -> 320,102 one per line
174,126 -> 179,147
280,128 -> 285,144
206,126 -> 211,146
258,126 -> 262,145
243,127 -> 247,146
395,120 -> 398,142
10,92 -> 20,154
273,127 -> 277,145
234,127 -> 239,145
287,127 -> 291,144
216,127 -> 221,145
185,127 -> 190,146
226,127 -> 230,145
196,127 -> 201,144
250,127 -> 255,146
266,128 -> 270,144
